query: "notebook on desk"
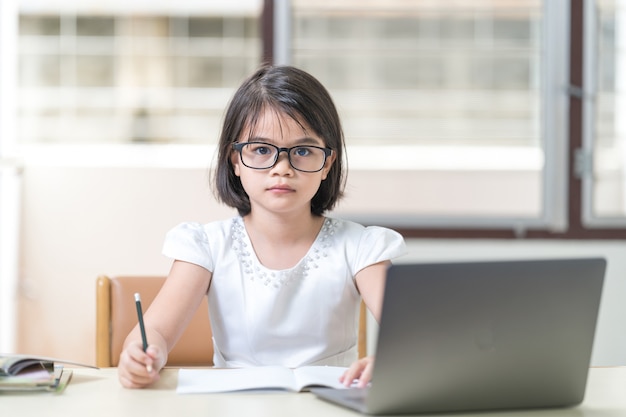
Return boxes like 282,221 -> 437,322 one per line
312,257 -> 606,415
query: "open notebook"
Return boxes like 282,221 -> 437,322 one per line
312,257 -> 606,415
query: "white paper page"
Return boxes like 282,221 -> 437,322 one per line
177,367 -> 297,394
292,366 -> 348,391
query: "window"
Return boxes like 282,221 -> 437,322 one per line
4,0 -> 626,238
282,0 -> 569,233
583,0 -> 626,227
17,3 -> 262,145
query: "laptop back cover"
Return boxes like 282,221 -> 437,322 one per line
363,257 -> 606,415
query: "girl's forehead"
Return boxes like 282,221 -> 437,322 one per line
243,107 -> 316,140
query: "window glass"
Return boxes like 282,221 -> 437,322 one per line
290,0 -> 551,223
589,0 -> 626,221
17,4 -> 262,144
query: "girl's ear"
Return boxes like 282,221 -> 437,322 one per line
231,148 -> 241,177
321,151 -> 336,180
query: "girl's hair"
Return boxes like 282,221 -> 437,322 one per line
213,65 -> 346,216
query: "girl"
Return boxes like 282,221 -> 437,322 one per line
118,65 -> 406,388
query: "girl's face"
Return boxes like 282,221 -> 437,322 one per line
231,107 -> 335,218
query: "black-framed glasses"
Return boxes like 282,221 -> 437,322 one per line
232,142 -> 333,173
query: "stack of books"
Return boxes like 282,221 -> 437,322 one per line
0,355 -> 92,393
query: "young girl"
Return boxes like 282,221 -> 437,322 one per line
117,65 -> 406,389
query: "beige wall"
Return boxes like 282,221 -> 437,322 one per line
17,165 -> 234,362
15,164 -> 625,367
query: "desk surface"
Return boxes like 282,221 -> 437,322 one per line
2,367 -> 626,417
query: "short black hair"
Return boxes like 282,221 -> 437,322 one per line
213,65 -> 346,216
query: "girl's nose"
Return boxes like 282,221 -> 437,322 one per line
270,151 -> 294,173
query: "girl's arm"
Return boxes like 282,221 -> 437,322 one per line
340,260 -> 390,387
118,260 -> 212,388
354,260 -> 390,322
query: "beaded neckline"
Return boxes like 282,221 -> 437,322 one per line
231,216 -> 339,288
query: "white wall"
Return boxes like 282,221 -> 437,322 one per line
17,164 -> 233,361
15,163 -> 626,367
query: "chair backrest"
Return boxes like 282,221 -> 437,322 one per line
95,275 -> 214,367
358,301 -> 368,359
96,275 -> 368,367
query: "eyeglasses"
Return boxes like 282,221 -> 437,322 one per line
232,142 -> 333,173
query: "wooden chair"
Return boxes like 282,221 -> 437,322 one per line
95,275 -> 214,367
96,275 -> 368,367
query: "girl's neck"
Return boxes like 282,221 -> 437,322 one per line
243,211 -> 324,244
242,211 -> 326,270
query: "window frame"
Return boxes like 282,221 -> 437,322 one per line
263,0 -> 626,239
580,0 -> 626,229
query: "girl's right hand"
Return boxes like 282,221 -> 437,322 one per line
117,341 -> 165,388
340,355 -> 375,388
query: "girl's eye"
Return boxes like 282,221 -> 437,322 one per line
294,147 -> 311,157
252,145 -> 273,155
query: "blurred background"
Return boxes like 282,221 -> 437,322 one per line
2,0 -> 626,366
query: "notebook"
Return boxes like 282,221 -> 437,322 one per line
312,257 -> 606,415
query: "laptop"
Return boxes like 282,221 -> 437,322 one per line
312,257 -> 606,415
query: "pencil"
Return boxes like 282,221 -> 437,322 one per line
134,293 -> 148,352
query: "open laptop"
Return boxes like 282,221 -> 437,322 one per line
312,257 -> 606,415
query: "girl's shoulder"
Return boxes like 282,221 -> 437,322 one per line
162,217 -> 242,272
325,217 -> 407,273
326,217 -> 404,243
165,216 -> 241,243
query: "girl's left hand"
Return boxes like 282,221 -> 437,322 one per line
340,355 -> 375,388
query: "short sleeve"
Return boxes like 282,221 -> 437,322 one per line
353,226 -> 407,274
162,222 -> 214,272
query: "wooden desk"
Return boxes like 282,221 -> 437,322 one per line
3,367 -> 626,417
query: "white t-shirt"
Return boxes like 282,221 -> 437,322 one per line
162,216 -> 406,368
